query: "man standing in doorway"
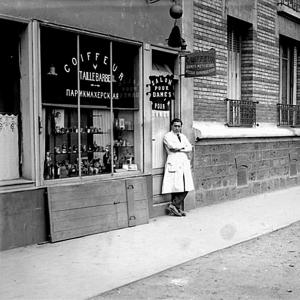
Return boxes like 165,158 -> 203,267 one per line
162,118 -> 194,216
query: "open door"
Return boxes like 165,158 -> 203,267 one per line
150,50 -> 178,217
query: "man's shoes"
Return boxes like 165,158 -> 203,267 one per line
168,204 -> 182,217
178,208 -> 186,216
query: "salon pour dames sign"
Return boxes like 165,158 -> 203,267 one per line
148,75 -> 175,111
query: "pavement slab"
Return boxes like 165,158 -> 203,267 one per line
95,221 -> 300,299
1,186 -> 300,300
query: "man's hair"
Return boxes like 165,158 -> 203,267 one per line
171,118 -> 183,126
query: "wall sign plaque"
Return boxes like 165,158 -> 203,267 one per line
185,48 -> 216,77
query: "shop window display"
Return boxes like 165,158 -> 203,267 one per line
41,28 -> 140,179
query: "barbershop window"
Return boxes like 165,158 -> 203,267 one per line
41,27 -> 140,180
0,21 -> 25,182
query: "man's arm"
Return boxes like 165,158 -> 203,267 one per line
163,134 -> 183,152
178,135 -> 192,153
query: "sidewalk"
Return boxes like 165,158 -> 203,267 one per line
1,186 -> 300,300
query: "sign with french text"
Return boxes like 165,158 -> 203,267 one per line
148,75 -> 174,111
185,48 -> 216,77
42,35 -> 138,109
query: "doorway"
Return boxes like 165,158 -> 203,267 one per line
150,50 -> 178,217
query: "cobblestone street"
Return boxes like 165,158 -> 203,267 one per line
94,221 -> 300,300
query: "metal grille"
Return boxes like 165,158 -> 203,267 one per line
277,104 -> 300,126
225,99 -> 258,127
277,0 -> 300,12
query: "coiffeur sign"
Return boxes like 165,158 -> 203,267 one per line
185,48 -> 216,77
148,75 -> 175,111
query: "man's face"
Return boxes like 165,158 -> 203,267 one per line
171,121 -> 182,134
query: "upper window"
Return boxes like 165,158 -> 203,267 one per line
278,36 -> 300,126
226,19 -> 257,127
41,27 -> 141,180
227,23 -> 241,101
280,37 -> 297,105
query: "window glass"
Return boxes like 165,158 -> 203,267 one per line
112,42 -> 139,172
0,21 -> 23,181
280,39 -> 296,105
282,57 -> 287,104
227,25 -> 241,100
41,28 -> 77,105
41,27 -> 140,179
42,29 -> 80,179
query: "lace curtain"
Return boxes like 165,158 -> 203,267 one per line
0,114 -> 19,180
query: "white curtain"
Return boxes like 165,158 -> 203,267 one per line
0,114 -> 19,180
152,110 -> 169,169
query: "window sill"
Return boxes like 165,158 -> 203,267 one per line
277,4 -> 300,22
0,178 -> 35,193
193,121 -> 300,140
43,170 -> 148,186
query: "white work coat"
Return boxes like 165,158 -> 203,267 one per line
161,131 -> 194,194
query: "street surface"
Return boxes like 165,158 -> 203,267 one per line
92,221 -> 300,300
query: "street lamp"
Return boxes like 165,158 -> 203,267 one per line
167,1 -> 186,50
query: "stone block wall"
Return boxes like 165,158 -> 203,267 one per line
194,138 -> 300,207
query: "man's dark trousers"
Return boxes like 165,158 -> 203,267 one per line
172,191 -> 188,210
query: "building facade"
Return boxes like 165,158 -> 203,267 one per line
193,0 -> 300,206
1,0 -> 300,251
0,0 -> 195,250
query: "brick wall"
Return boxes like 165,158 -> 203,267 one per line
193,0 -> 227,122
193,0 -> 280,124
254,0 -> 279,123
194,138 -> 300,207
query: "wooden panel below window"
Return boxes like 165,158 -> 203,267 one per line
47,180 -> 128,242
47,176 -> 151,242
0,188 -> 47,251
126,176 -> 151,227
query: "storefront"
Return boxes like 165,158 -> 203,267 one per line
0,1 -> 195,250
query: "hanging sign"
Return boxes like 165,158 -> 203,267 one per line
148,75 -> 175,111
185,48 -> 216,77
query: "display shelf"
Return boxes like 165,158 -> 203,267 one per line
50,151 -> 105,155
114,145 -> 134,148
44,106 -> 136,179
53,131 -> 109,135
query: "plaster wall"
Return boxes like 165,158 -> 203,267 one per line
0,0 -> 174,46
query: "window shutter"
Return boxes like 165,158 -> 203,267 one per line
228,27 -> 241,100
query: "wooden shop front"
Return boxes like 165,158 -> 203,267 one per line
42,25 -> 152,242
0,1 -> 195,250
47,176 -> 151,242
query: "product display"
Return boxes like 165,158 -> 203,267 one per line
43,107 -> 136,179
